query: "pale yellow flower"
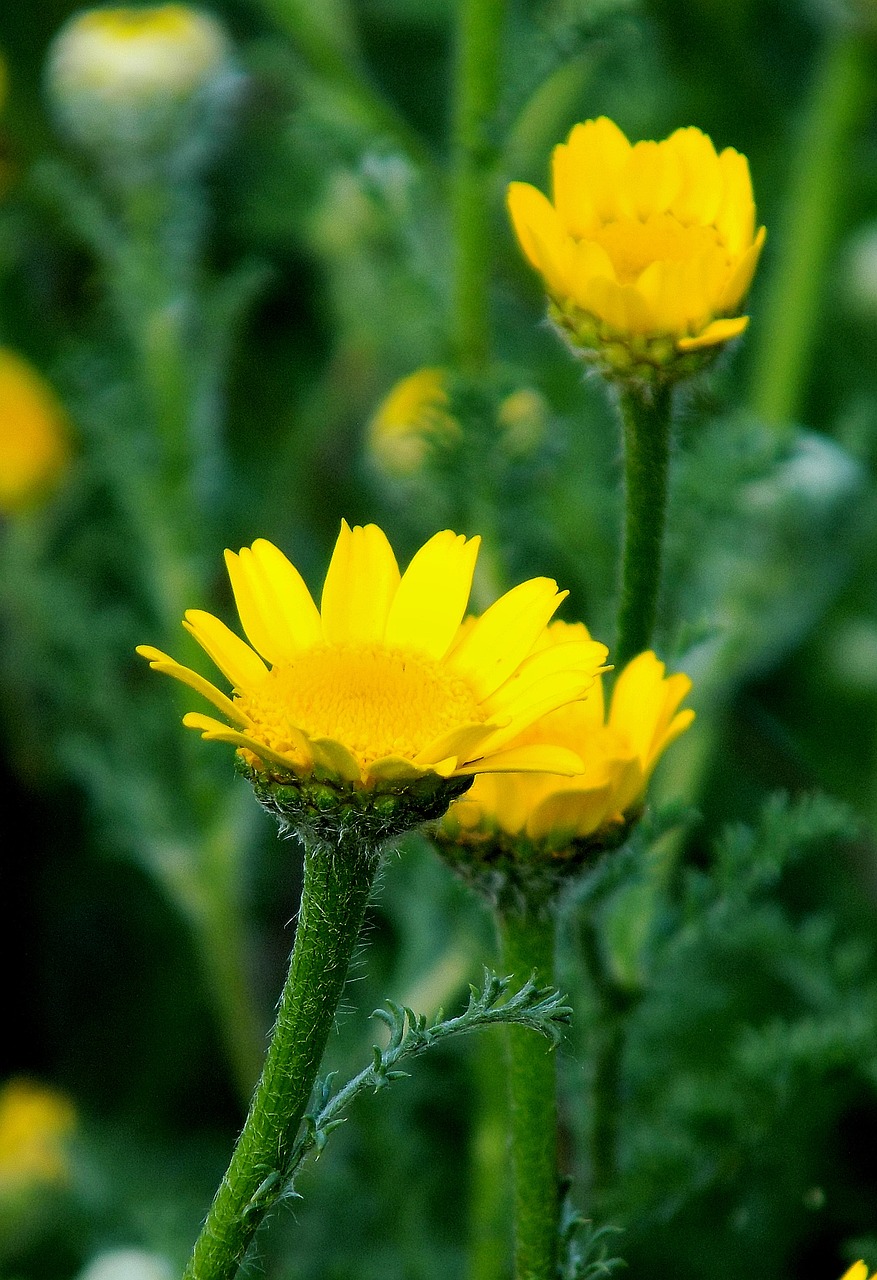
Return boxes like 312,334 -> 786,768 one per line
139,523 -> 609,789
368,368 -> 459,476
48,6 -> 230,102
508,116 -> 765,381
0,349 -> 70,515
440,622 -> 693,850
0,1079 -> 76,1192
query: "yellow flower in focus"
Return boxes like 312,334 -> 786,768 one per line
440,622 -> 693,853
0,349 -> 70,515
368,368 -> 460,476
138,523 -> 609,791
840,1265 -> 876,1280
508,117 -> 766,383
0,1079 -> 76,1192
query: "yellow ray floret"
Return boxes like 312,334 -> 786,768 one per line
507,117 -> 765,380
440,622 -> 693,850
138,523 -> 609,788
840,1266 -> 875,1280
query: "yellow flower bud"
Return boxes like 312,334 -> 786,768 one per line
367,368 -> 460,476
508,117 -> 765,385
0,349 -> 70,515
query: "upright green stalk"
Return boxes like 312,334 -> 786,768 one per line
183,835 -> 379,1280
614,382 -> 673,668
452,0 -> 507,371
497,903 -> 559,1280
749,28 -> 871,426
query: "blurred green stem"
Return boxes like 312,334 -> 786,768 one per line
497,903 -> 559,1280
468,1032 -> 512,1280
749,28 -> 871,425
580,915 -> 635,1196
614,382 -> 673,668
452,0 -> 507,371
183,833 -> 378,1280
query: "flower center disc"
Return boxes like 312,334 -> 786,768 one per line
237,644 -> 484,771
588,214 -> 725,284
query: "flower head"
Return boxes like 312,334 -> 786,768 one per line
0,1079 -> 76,1193
841,1266 -> 877,1280
368,368 -> 460,476
0,349 -> 70,515
436,623 -> 693,891
139,524 -> 608,838
508,117 -> 765,384
46,5 -> 237,174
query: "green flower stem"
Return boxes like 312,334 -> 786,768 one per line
496,903 -> 559,1280
452,0 -> 507,371
183,834 -> 379,1280
614,382 -> 673,669
749,28 -> 872,426
468,1003 -> 512,1280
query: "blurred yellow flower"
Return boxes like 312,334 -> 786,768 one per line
0,1079 -> 76,1192
139,523 -> 609,788
0,349 -> 70,515
440,623 -> 693,851
508,117 -> 765,381
840,1265 -> 876,1280
48,5 -> 230,102
368,368 -> 460,476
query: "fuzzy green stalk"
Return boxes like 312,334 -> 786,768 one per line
749,28 -> 871,426
496,903 -> 559,1280
182,834 -> 378,1280
452,0 -> 507,371
614,382 -> 673,669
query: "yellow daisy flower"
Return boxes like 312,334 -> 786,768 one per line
138,523 -> 609,793
368,368 -> 460,476
0,349 -> 70,515
507,116 -> 765,382
0,1079 -> 76,1193
439,622 -> 693,854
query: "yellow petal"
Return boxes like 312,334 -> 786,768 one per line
677,315 -> 748,352
182,713 -> 310,772
136,645 -> 251,726
667,127 -> 722,226
715,147 -> 756,255
526,785 -> 615,841
384,530 -> 480,659
308,736 -> 362,783
225,548 -> 287,665
449,578 -> 568,700
249,538 -> 323,650
581,276 -> 655,336
321,521 -> 402,645
717,225 -> 766,312
567,239 -> 617,309
616,139 -> 682,222
458,744 -> 585,776
565,117 -> 631,222
183,609 -> 268,691
552,138 -> 599,238
414,721 -> 502,770
507,182 -> 569,283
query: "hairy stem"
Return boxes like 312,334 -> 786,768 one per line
749,28 -> 871,426
452,0 -> 507,370
183,835 -> 378,1280
497,904 -> 559,1280
614,382 -> 673,669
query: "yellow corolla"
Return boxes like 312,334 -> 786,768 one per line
0,1079 -> 76,1193
440,622 -> 693,851
0,349 -> 69,515
508,116 -> 765,381
841,1266 -> 876,1280
139,523 -> 609,789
